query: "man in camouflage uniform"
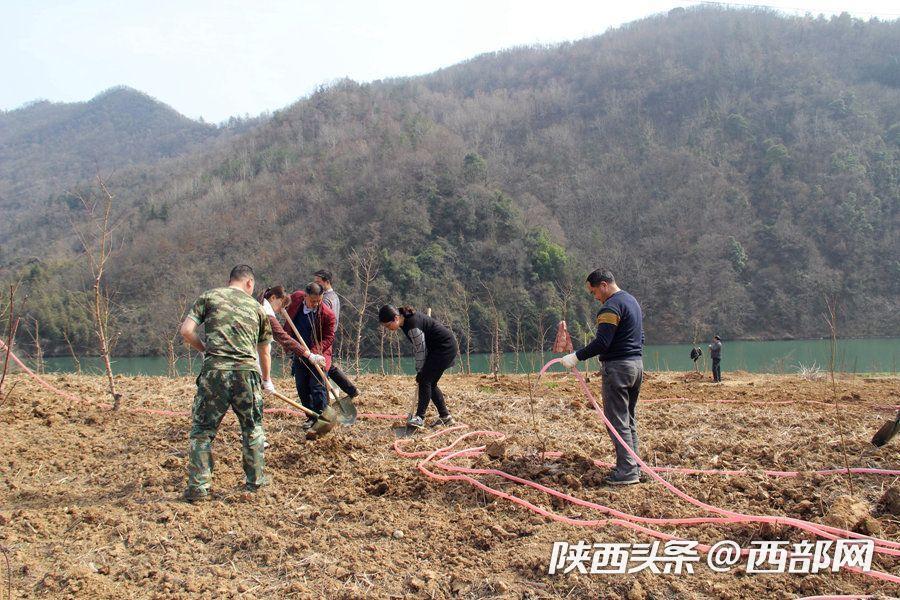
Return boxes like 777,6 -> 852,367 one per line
179,265 -> 274,501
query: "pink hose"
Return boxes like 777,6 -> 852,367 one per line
4,340 -> 898,585
393,361 -> 900,586
1,339 -> 84,404
405,433 -> 900,584
546,361 -> 900,560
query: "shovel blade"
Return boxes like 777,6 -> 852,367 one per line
871,414 -> 900,447
311,418 -> 336,436
333,395 -> 358,425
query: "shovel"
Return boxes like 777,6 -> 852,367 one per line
272,390 -> 338,437
871,410 -> 900,448
280,308 -> 358,425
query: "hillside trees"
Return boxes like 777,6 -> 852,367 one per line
2,7 -> 899,360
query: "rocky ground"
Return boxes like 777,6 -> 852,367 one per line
0,368 -> 898,598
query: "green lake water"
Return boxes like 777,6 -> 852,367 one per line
23,337 -> 900,376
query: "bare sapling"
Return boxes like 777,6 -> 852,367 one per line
451,284 -> 474,374
348,243 -> 380,377
480,281 -> 504,381
512,310 -> 525,373
61,320 -> 82,375
72,175 -> 122,409
525,332 -> 548,458
25,318 -> 44,374
165,335 -> 178,378
824,295 -> 854,496
163,296 -> 191,378
0,283 -> 23,404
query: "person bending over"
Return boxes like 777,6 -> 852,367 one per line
379,305 -> 457,430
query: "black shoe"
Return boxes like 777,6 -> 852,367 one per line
603,474 -> 641,486
302,418 -> 316,430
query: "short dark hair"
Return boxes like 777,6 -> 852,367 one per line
586,269 -> 615,286
229,264 -> 255,282
305,282 -> 323,296
313,269 -> 332,283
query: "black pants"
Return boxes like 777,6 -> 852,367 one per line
415,354 -> 455,419
712,358 -> 721,382
292,359 -> 327,414
328,364 -> 358,397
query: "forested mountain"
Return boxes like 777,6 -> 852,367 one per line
0,86 -> 223,241
2,7 -> 899,361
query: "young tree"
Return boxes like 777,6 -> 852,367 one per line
0,284 -> 22,403
72,175 -> 122,408
25,318 -> 44,374
347,243 -> 380,377
61,321 -> 82,375
480,280 -> 504,381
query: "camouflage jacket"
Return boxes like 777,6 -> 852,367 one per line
188,287 -> 272,372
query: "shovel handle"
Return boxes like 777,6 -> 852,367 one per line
280,308 -> 335,397
272,390 -> 320,418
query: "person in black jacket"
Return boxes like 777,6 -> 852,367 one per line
379,305 -> 457,430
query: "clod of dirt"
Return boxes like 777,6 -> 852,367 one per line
485,441 -> 507,460
858,516 -> 883,536
626,580 -> 647,600
450,575 -> 471,595
823,495 -> 871,531
365,477 -> 389,496
392,529 -> 404,539
878,485 -> 900,516
408,577 -> 425,591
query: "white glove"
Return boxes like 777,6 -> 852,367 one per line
560,353 -> 579,370
262,379 -> 276,396
309,353 -> 326,367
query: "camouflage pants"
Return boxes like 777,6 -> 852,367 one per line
186,369 -> 266,493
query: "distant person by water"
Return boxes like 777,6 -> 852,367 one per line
709,335 -> 722,382
690,346 -> 702,371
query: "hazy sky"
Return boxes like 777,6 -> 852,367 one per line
2,0 -> 898,123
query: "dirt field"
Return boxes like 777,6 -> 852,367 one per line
1,368 -> 898,599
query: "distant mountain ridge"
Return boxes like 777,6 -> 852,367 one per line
0,86 -> 218,222
2,7 -> 899,359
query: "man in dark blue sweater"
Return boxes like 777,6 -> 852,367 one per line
561,269 -> 645,485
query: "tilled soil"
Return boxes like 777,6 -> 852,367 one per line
0,369 -> 898,599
